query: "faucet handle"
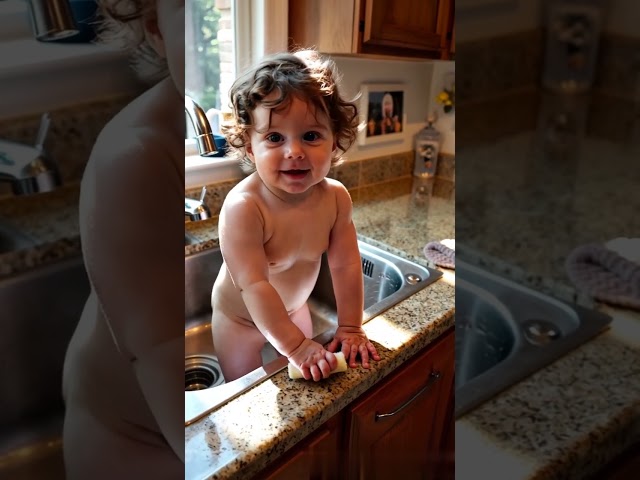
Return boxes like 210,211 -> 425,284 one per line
35,113 -> 51,151
185,186 -> 211,222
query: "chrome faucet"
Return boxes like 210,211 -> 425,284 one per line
3,0 -> 79,41
185,186 -> 211,222
0,113 -> 61,195
185,96 -> 218,157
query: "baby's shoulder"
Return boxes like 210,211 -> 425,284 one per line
319,177 -> 349,197
318,178 -> 352,207
221,175 -> 264,217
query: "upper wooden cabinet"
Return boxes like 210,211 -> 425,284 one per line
288,0 -> 454,60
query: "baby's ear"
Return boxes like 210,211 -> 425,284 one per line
143,14 -> 166,58
245,141 -> 255,162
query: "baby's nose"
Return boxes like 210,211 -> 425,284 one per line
285,140 -> 304,159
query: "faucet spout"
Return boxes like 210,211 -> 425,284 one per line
21,0 -> 79,41
185,96 -> 218,157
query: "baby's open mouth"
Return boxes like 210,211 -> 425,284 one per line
281,169 -> 309,179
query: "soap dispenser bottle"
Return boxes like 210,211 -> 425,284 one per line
414,116 -> 441,178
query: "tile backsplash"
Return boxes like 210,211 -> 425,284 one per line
457,28 -> 640,104
186,151 -> 455,217
456,29 -> 640,145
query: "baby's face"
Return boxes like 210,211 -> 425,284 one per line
245,95 -> 335,198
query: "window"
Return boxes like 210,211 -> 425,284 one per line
184,0 -> 288,186
185,0 -> 235,136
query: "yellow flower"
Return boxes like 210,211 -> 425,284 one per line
437,92 -> 449,103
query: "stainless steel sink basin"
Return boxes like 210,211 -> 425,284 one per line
184,239 -> 442,425
0,256 -> 90,478
0,221 -> 37,254
184,232 -> 199,246
455,259 -> 612,417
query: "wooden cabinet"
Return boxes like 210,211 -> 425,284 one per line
253,329 -> 455,479
595,441 -> 640,480
346,330 -> 454,479
253,414 -> 342,480
288,0 -> 454,60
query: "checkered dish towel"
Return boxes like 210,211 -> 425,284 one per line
424,239 -> 455,269
565,240 -> 640,311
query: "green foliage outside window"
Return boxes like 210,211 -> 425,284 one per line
187,0 -> 221,111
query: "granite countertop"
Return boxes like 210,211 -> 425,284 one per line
456,130 -> 640,302
185,193 -> 456,480
0,184 -> 81,277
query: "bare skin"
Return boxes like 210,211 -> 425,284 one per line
212,95 -> 380,382
62,1 -> 186,477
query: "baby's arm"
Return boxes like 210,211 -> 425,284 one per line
220,194 -> 337,380
325,184 -> 381,368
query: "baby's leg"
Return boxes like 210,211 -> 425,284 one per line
290,302 -> 313,339
212,310 -> 266,382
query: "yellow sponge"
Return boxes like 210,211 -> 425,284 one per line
288,352 -> 348,380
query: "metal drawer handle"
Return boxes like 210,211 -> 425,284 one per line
374,371 -> 442,421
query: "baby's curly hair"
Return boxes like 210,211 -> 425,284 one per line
223,49 -> 359,172
95,0 -> 168,83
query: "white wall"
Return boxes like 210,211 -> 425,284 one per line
332,57 -> 443,158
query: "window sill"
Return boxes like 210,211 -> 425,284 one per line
0,39 -> 143,120
185,154 -> 243,189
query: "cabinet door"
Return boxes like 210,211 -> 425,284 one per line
256,414 -> 342,480
359,0 -> 453,59
346,330 -> 454,480
288,0 -> 359,54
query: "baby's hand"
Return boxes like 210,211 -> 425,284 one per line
287,338 -> 338,381
327,326 -> 380,369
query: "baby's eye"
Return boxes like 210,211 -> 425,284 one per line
266,133 -> 283,143
303,131 -> 321,141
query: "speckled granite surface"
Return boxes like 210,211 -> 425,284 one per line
0,184 -> 81,277
185,190 -> 456,480
457,129 -> 640,303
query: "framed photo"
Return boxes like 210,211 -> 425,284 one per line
358,83 -> 407,146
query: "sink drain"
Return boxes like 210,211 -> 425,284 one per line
523,319 -> 561,345
185,355 -> 225,391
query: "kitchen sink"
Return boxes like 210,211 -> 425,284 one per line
0,221 -> 37,254
0,256 -> 90,478
184,239 -> 442,425
455,259 -> 612,417
185,232 -> 199,246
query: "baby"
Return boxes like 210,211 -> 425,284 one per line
213,50 -> 380,382
62,0 -> 185,478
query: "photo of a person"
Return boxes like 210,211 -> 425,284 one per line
366,90 -> 404,137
